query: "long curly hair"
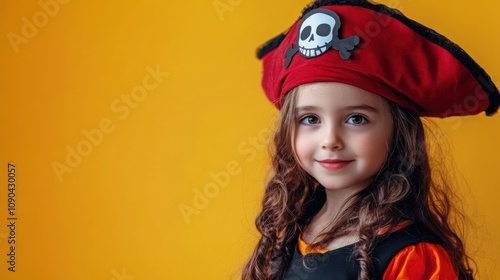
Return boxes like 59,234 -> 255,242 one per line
242,88 -> 474,280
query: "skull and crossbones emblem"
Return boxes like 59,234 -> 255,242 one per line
284,9 -> 361,68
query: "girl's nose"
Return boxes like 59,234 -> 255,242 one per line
321,126 -> 343,151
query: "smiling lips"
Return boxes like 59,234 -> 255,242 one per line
317,159 -> 353,171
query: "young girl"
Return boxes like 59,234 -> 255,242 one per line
243,0 -> 500,279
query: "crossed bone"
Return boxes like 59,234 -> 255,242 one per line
284,35 -> 361,68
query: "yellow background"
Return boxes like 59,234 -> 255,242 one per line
1,0 -> 499,279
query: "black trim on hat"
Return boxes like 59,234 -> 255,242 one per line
256,0 -> 500,116
257,33 -> 288,60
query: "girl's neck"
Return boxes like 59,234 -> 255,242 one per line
321,188 -> 357,217
302,189 -> 358,248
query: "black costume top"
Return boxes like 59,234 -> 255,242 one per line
281,223 -> 444,280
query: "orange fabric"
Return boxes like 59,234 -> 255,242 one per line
298,221 -> 413,255
297,234 -> 328,254
383,242 -> 457,280
379,221 -> 413,235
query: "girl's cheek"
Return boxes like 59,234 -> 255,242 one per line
357,133 -> 388,156
294,139 -> 307,155
295,135 -> 314,157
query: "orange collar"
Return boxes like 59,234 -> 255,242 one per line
298,221 -> 414,255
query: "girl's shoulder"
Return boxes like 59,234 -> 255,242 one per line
382,242 -> 457,280
374,222 -> 457,279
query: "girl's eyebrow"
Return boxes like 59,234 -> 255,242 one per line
343,105 -> 380,112
296,105 -> 320,112
296,104 -> 380,112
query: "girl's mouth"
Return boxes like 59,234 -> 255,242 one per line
316,159 -> 353,171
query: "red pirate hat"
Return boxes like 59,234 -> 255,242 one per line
257,0 -> 500,117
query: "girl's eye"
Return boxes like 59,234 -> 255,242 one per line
300,115 -> 320,125
347,114 -> 368,125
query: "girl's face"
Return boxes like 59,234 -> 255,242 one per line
294,82 -> 393,196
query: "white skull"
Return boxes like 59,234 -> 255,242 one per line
298,11 -> 336,58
